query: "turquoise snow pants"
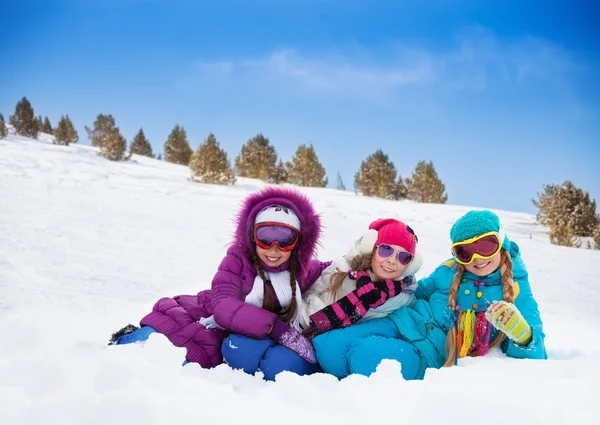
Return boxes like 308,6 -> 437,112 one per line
312,315 -> 427,380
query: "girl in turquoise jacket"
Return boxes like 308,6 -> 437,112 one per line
312,210 -> 547,380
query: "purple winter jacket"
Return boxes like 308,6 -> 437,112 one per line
140,187 -> 330,368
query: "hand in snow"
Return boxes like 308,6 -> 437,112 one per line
270,319 -> 317,364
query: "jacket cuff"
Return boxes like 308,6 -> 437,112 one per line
504,326 -> 548,360
269,319 -> 289,341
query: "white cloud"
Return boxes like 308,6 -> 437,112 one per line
189,27 -> 584,98
244,49 -> 435,93
193,60 -> 235,75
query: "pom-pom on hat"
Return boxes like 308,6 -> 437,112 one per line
450,210 -> 511,250
255,204 -> 301,231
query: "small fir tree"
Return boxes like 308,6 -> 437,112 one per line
35,115 -> 44,134
156,153 -> 162,160
54,117 -> 69,145
532,181 -> 599,244
286,144 -> 328,187
43,116 -> 53,134
129,128 -> 154,158
55,115 -> 70,145
390,175 -> 408,200
549,219 -> 578,247
164,124 -> 193,165
271,160 -> 289,184
10,97 -> 39,138
65,115 -> 78,144
54,115 -> 78,146
234,133 -> 278,181
405,160 -> 448,204
85,114 -> 117,148
85,113 -> 127,160
0,113 -> 7,139
189,133 -> 235,185
593,225 -> 600,250
354,149 -> 398,198
336,172 -> 346,191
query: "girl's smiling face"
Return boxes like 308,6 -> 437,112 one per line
371,244 -> 408,281
464,252 -> 502,276
256,244 -> 291,268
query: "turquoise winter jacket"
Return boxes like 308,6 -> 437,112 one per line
387,241 -> 547,369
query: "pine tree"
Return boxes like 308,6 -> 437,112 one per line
532,181 -> 599,244
390,175 -> 408,200
85,113 -> 127,160
286,144 -> 328,187
164,124 -> 193,165
189,133 -> 235,185
593,225 -> 600,250
336,172 -> 346,191
354,149 -> 398,198
549,219 -> 578,247
157,153 -> 162,160
0,113 -> 7,139
35,115 -> 44,134
405,160 -> 448,204
43,117 -> 53,134
10,97 -> 39,138
54,115 -> 78,146
271,160 -> 289,184
234,133 -> 278,181
129,128 -> 154,158
85,114 -> 117,148
54,115 -> 69,145
65,115 -> 78,144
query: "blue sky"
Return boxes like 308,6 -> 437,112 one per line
2,0 -> 599,214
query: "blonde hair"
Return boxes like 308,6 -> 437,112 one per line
252,252 -> 298,323
328,249 -> 375,300
443,248 -> 516,367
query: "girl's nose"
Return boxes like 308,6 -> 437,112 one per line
386,254 -> 398,264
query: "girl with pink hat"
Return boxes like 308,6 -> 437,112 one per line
300,217 -> 423,341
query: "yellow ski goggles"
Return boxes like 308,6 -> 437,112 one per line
450,229 -> 505,265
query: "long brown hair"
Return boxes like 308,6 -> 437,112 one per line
252,252 -> 298,323
443,248 -> 516,367
328,249 -> 375,299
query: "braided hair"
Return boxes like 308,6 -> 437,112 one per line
443,248 -> 516,367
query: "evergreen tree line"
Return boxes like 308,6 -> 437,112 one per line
1,96 -> 78,145
4,97 -> 598,248
2,97 -> 446,204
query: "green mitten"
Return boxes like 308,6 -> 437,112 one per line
485,301 -> 532,345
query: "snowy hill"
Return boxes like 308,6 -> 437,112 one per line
1,136 -> 599,425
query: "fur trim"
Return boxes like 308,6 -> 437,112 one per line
233,187 -> 321,283
357,229 -> 378,255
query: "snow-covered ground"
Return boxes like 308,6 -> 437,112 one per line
1,135 -> 599,425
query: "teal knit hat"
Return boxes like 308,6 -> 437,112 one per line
450,210 -> 511,250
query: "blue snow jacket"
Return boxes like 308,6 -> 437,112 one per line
389,240 -> 547,368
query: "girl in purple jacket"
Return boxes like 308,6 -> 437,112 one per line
109,187 -> 330,380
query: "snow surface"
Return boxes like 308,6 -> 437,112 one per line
1,136 -> 599,425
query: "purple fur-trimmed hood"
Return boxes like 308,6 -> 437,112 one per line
232,186 -> 322,282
